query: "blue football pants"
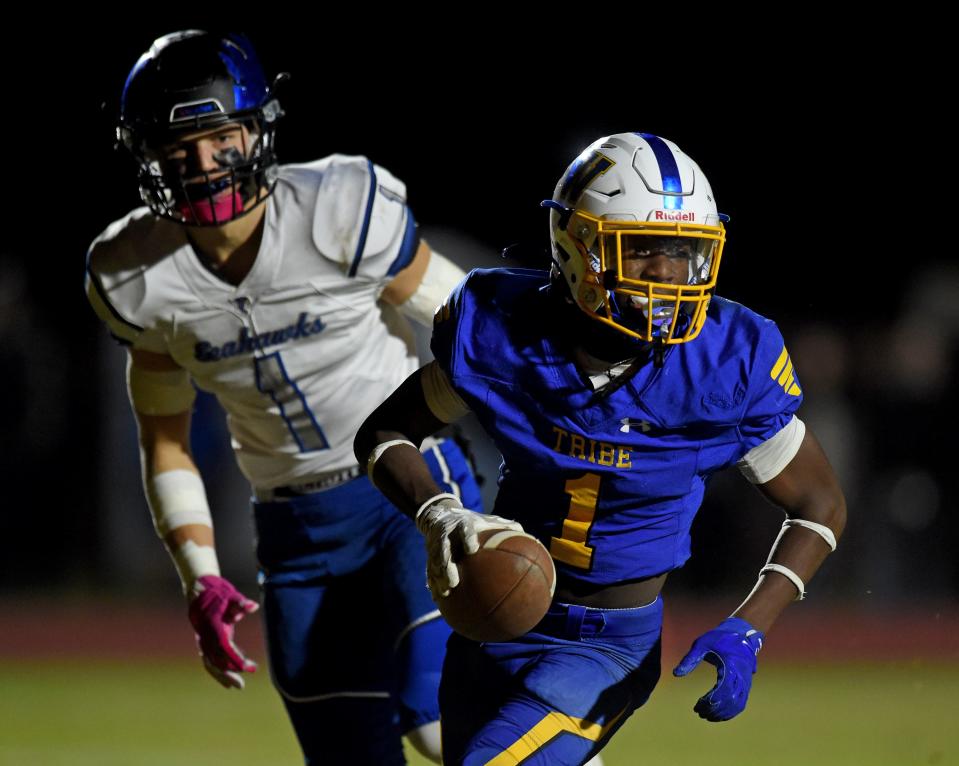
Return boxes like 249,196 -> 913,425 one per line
254,438 -> 481,765
440,597 -> 664,766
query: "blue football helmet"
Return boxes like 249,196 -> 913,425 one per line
545,132 -> 727,345
118,30 -> 286,226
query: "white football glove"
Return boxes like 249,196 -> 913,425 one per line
415,493 -> 523,596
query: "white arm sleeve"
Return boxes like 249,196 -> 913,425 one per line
398,248 -> 467,327
737,415 -> 806,484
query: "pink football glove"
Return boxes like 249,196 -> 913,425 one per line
188,575 -> 259,689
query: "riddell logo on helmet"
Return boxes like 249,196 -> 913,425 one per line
653,210 -> 696,222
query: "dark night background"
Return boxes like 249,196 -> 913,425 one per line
2,25 -> 954,610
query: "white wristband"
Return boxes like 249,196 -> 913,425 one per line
366,439 -> 418,485
145,469 -> 213,537
760,563 -> 806,601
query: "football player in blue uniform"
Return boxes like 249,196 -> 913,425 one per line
356,133 -> 847,765
86,31 -> 482,765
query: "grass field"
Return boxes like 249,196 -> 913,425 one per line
1,660 -> 956,765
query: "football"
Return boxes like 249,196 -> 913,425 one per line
434,529 -> 556,642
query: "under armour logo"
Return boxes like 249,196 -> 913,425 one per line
620,418 -> 651,433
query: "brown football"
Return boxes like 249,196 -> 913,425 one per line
434,529 -> 556,642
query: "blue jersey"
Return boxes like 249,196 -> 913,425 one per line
431,268 -> 802,588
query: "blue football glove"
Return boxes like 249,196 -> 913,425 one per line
672,617 -> 764,722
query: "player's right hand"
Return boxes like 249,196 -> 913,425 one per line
415,493 -> 523,596
187,575 -> 260,690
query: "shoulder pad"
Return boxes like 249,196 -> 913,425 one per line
311,155 -> 409,274
85,209 -> 182,351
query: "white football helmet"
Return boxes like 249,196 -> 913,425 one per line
545,132 -> 727,344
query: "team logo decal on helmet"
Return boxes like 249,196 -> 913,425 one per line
544,132 -> 728,345
117,30 -> 287,226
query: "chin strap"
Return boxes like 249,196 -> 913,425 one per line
653,337 -> 666,368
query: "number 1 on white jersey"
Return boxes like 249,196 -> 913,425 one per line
254,352 -> 329,452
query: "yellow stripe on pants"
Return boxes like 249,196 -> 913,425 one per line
483,706 -> 626,766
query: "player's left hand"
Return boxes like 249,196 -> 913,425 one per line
672,616 -> 764,722
188,575 -> 260,690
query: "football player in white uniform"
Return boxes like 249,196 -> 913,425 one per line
85,30 -> 480,765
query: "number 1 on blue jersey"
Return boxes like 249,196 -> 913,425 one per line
550,473 -> 600,569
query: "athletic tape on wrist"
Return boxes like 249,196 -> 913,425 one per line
414,492 -> 463,525
366,439 -> 417,485
146,469 -> 213,537
173,539 -> 221,592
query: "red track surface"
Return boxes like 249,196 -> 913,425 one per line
2,598 -> 957,663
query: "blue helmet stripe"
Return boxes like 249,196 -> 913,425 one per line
218,51 -> 246,111
637,133 -> 683,210
219,34 -> 269,110
121,53 -> 152,112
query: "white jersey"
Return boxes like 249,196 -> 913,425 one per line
87,155 -> 422,489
